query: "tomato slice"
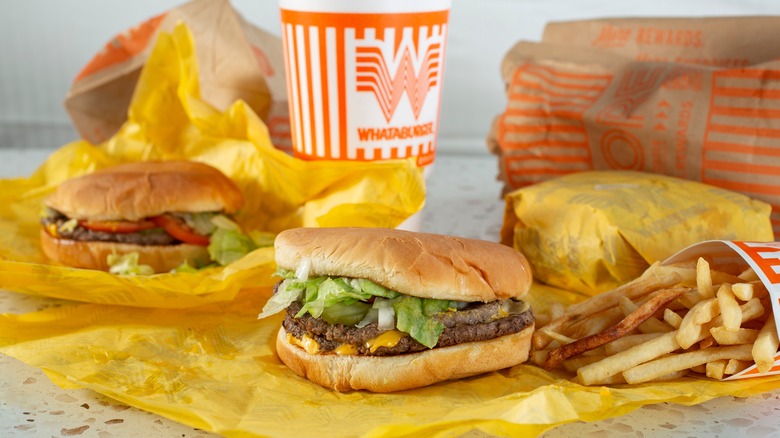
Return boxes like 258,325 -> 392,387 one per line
149,215 -> 210,246
79,219 -> 157,234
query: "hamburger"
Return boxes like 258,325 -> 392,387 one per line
259,227 -> 535,392
40,160 -> 246,273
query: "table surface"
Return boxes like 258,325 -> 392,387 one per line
2,148 -> 780,437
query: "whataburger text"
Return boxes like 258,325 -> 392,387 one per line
356,122 -> 434,142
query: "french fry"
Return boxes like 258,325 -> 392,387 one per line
618,297 -> 673,334
663,308 -> 683,329
545,331 -> 577,346
738,267 -> 760,282
535,271 -> 683,349
650,370 -> 688,382
604,332 -> 664,356
567,307 -> 625,340
710,326 -> 758,345
696,257 -> 715,299
724,359 -> 751,375
623,345 -> 754,384
676,288 -> 705,309
549,302 -> 566,320
676,297 -> 718,349
716,284 -> 742,331
530,349 -> 550,368
562,355 -> 606,373
732,282 -> 768,301
698,336 -> 716,350
691,297 -> 720,325
545,287 -> 688,370
577,331 -> 681,386
752,317 -> 780,373
538,255 -> 777,386
706,360 -> 727,380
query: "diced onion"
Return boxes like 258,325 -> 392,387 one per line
376,299 -> 395,331
295,257 -> 311,281
356,308 -> 378,328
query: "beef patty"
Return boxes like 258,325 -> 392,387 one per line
41,216 -> 176,246
282,297 -> 534,356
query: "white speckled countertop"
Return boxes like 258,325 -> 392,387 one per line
2,148 -> 780,437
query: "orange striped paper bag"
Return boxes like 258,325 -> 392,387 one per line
490,22 -> 780,238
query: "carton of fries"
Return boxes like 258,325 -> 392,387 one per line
533,240 -> 780,385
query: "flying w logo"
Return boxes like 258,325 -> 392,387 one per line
355,37 -> 442,122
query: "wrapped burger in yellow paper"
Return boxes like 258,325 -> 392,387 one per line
0,23 -> 424,308
2,284 -> 780,437
501,171 -> 772,295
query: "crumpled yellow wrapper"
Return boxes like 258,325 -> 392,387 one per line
2,284 -> 780,437
0,23 -> 424,307
501,171 -> 772,296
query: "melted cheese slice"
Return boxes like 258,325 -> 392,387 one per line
287,333 -> 320,355
364,330 -> 405,353
335,344 -> 358,355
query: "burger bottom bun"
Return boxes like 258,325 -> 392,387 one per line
40,229 -> 210,273
275,324 -> 535,393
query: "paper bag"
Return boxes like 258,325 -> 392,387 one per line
543,16 -> 780,67
64,0 -> 292,152
0,23 -> 424,307
501,171 -> 772,294
488,17 -> 780,239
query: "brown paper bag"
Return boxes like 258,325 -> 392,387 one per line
64,0 -> 292,152
489,17 -> 780,239
542,16 -> 780,68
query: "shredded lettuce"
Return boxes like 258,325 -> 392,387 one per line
174,212 -> 218,235
210,214 -> 242,232
258,270 -> 453,348
208,228 -> 257,266
296,277 -> 372,319
394,296 -> 446,349
257,281 -> 304,319
170,260 -> 199,273
57,218 -> 79,234
107,252 -> 155,276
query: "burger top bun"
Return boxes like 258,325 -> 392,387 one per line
274,227 -> 532,302
44,161 -> 243,221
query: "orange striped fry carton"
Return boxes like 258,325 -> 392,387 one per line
664,241 -> 780,379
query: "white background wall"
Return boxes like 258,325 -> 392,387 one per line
2,0 -> 780,153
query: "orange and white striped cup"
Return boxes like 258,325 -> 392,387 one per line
279,0 -> 451,169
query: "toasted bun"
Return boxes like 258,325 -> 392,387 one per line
274,227 -> 532,302
40,230 -> 210,273
45,161 -> 243,221
276,325 -> 534,392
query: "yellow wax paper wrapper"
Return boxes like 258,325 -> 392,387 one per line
501,171 -> 772,296
2,284 -> 780,437
0,23 -> 424,308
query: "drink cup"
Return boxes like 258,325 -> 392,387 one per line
279,0 -> 451,230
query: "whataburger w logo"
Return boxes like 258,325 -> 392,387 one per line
280,8 -> 448,162
354,32 -> 443,122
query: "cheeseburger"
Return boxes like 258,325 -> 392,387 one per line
259,227 -> 535,392
40,160 -> 244,273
